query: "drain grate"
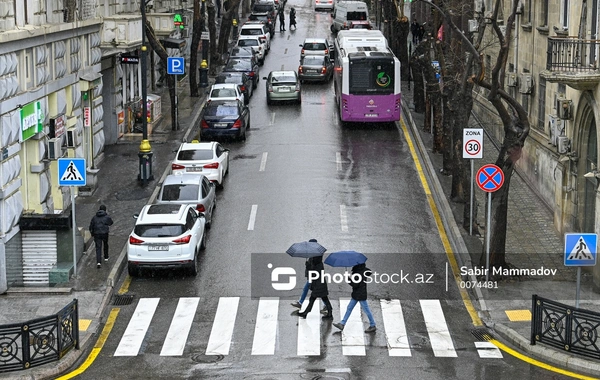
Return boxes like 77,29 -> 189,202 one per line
113,294 -> 135,306
471,327 -> 495,341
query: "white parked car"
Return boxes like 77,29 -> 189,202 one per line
171,141 -> 230,188
239,23 -> 271,51
237,36 -> 266,65
208,83 -> 245,105
127,204 -> 206,277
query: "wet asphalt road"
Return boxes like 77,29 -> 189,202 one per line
71,1 -> 575,379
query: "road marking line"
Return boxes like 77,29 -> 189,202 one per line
248,204 -> 258,230
336,152 -> 342,171
55,308 -> 120,379
339,298 -> 366,356
475,341 -> 503,358
380,299 -> 411,356
114,298 -> 160,356
160,297 -> 200,356
419,299 -> 457,357
270,112 -> 275,125
251,297 -> 279,355
206,297 -> 240,355
297,300 -> 321,356
284,48 -> 288,54
259,152 -> 268,172
340,204 -> 348,232
118,275 -> 132,295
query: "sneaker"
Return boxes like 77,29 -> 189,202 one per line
104,257 -> 109,262
320,307 -> 328,314
97,263 -> 101,268
290,301 -> 302,308
365,326 -> 377,333
322,314 -> 333,320
333,322 -> 345,331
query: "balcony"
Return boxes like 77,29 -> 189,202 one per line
101,13 -> 179,55
539,37 -> 600,91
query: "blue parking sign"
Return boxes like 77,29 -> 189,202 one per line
564,233 -> 597,266
167,57 -> 185,75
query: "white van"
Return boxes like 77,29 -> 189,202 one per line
330,1 -> 369,34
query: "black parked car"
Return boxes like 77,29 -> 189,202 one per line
214,72 -> 253,103
223,58 -> 260,89
199,100 -> 250,141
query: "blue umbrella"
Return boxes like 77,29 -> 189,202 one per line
324,250 -> 367,267
286,241 -> 327,258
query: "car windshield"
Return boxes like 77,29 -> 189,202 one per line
161,184 -> 200,201
250,15 -> 269,22
302,56 -> 325,65
240,29 -> 263,36
225,60 -> 251,71
272,75 -> 296,83
134,224 -> 186,238
211,88 -> 237,98
304,43 -> 327,50
216,76 -> 243,85
252,4 -> 273,12
347,11 -> 367,21
204,104 -> 239,116
238,39 -> 259,47
177,149 -> 214,160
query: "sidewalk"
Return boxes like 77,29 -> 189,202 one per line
401,82 -> 600,375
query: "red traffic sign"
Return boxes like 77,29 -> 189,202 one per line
476,164 -> 504,192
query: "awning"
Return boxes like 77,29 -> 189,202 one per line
161,38 -> 186,49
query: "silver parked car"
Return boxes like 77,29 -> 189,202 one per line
156,173 -> 216,228
263,70 -> 301,105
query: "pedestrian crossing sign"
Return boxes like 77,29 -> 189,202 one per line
58,158 -> 86,186
564,233 -> 597,266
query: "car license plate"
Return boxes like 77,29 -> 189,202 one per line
278,87 -> 291,92
148,245 -> 169,251
186,167 -> 202,172
214,123 -> 228,128
307,70 -> 318,73
365,113 -> 379,117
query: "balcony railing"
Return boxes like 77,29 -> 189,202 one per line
546,36 -> 600,72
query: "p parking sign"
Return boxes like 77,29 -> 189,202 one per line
167,57 -> 185,75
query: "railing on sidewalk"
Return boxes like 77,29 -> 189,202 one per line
531,294 -> 600,360
546,36 -> 600,72
0,298 -> 79,373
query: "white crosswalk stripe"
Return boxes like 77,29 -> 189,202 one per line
112,297 -> 496,359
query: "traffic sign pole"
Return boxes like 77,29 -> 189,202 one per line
476,163 -> 504,281
486,192 -> 491,282
564,233 -> 597,307
464,129 -> 483,236
470,160 -> 474,236
71,190 -> 77,277
576,267 -> 581,308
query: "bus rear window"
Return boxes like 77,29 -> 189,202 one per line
349,59 -> 394,94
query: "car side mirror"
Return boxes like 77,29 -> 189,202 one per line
133,213 -> 139,219
223,148 -> 230,152
263,77 -> 268,80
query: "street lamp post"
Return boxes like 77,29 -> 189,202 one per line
139,0 -> 154,185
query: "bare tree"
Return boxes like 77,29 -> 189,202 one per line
190,0 -> 204,97
216,0 -> 243,64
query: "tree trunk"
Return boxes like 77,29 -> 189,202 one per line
395,19 -> 410,81
190,0 -> 202,97
217,0 -> 243,61
424,95 -> 431,132
410,59 -> 426,113
208,3 -> 219,76
431,87 -> 443,154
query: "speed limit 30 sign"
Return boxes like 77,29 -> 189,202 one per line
463,128 -> 483,159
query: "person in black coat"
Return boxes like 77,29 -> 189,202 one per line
279,8 -> 286,31
298,255 -> 333,319
411,19 -> 420,44
89,205 -> 114,268
333,263 -> 377,332
289,7 -> 296,30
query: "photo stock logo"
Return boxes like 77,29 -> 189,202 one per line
269,263 -> 296,291
251,253 -> 305,299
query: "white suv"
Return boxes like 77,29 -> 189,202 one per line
127,204 -> 206,277
239,23 -> 271,51
237,36 -> 266,64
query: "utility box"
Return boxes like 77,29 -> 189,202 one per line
519,73 -> 534,94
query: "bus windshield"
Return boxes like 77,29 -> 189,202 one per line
348,58 -> 395,95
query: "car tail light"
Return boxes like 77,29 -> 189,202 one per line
201,119 -> 210,129
335,66 -> 343,72
204,162 -> 219,169
172,163 -> 185,170
196,204 -> 206,213
129,236 -> 144,245
268,84 -> 273,92
321,66 -> 327,74
248,71 -> 255,77
298,66 -> 303,74
301,48 -> 305,55
172,235 -> 192,244
232,119 -> 243,129
325,49 -> 329,54
240,85 -> 246,92
295,83 -> 300,92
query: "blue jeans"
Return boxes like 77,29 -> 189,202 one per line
340,298 -> 376,327
298,281 -> 326,306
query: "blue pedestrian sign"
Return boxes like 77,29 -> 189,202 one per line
564,233 -> 597,266
58,158 -> 86,186
167,57 -> 185,75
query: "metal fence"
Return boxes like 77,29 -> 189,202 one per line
546,36 -> 600,72
531,294 -> 600,360
0,298 -> 79,373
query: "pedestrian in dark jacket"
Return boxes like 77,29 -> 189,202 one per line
291,239 -> 327,311
411,19 -> 419,44
279,8 -> 286,31
298,255 -> 333,319
333,263 -> 377,332
289,7 -> 296,30
89,205 -> 114,268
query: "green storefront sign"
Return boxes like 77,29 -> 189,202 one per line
20,101 -> 44,142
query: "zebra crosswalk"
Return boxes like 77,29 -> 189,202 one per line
111,296 -> 503,359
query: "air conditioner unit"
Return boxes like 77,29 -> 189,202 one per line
181,28 -> 190,38
182,15 -> 190,25
468,20 -> 478,33
66,129 -> 79,148
506,72 -> 518,87
548,114 -> 565,146
474,0 -> 483,13
47,138 -> 64,160
557,136 -> 570,154
557,98 -> 573,120
499,25 -> 507,36
519,73 -> 534,94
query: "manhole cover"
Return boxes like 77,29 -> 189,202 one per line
471,327 -> 495,341
113,294 -> 135,306
191,354 -> 224,363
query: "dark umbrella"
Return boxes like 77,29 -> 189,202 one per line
324,250 -> 367,267
286,241 -> 327,258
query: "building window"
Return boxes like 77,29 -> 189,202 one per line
560,0 -> 569,30
537,77 -> 546,131
524,0 -> 531,25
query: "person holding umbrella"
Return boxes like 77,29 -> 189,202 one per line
325,251 -> 376,333
287,239 -> 327,311
298,255 -> 333,319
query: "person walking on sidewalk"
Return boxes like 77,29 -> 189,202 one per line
89,204 -> 114,268
298,255 -> 333,319
333,263 -> 377,332
289,7 -> 297,30
279,8 -> 286,32
291,239 -> 326,312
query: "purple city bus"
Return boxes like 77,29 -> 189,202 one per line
333,30 -> 401,123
